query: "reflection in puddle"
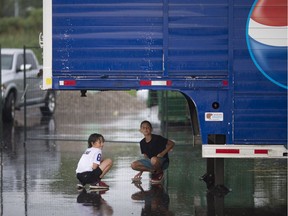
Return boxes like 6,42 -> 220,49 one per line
131,183 -> 173,216
77,189 -> 113,215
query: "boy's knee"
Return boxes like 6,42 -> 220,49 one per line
131,161 -> 135,169
107,158 -> 113,166
150,157 -> 158,165
131,161 -> 137,170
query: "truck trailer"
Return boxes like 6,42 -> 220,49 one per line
42,0 -> 287,162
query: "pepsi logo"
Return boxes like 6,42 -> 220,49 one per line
247,0 -> 287,89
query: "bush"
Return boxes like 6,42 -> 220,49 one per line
0,17 -> 24,34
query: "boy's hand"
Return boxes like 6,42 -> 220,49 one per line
135,171 -> 142,178
157,153 -> 163,158
132,171 -> 143,182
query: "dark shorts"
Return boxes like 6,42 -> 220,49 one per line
76,167 -> 103,185
138,157 -> 169,171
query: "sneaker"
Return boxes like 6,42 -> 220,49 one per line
150,172 -> 164,184
76,183 -> 84,191
89,181 -> 109,190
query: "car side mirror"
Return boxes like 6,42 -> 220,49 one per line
18,64 -> 32,72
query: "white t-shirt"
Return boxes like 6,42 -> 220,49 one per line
76,147 -> 102,173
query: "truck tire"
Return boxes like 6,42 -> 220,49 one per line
3,92 -> 16,122
40,91 -> 56,116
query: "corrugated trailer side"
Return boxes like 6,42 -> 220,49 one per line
51,0 -> 164,78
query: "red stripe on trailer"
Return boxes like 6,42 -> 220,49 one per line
254,149 -> 268,154
64,80 -> 76,86
216,149 -> 240,154
140,80 -> 151,86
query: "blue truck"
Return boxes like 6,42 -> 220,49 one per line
42,0 -> 287,160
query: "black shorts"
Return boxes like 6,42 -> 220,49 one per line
76,167 -> 103,185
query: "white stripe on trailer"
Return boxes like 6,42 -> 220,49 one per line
151,81 -> 168,86
202,145 -> 287,158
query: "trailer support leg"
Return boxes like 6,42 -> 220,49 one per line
204,158 -> 225,216
201,135 -> 230,196
215,158 -> 224,185
201,158 -> 225,189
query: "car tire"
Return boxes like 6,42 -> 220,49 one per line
40,91 -> 56,116
3,92 -> 16,122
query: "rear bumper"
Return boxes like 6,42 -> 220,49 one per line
202,144 -> 288,158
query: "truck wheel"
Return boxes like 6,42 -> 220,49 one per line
40,91 -> 56,116
3,92 -> 16,122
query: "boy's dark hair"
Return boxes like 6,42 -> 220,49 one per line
140,120 -> 153,129
88,133 -> 105,147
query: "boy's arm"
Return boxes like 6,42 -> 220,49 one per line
157,139 -> 175,157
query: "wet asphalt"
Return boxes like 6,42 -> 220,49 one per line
0,105 -> 287,216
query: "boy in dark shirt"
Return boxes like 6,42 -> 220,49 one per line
131,120 -> 175,184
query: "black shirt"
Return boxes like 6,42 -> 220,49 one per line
140,134 -> 169,160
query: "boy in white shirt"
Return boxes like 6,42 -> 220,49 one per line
76,133 -> 113,190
